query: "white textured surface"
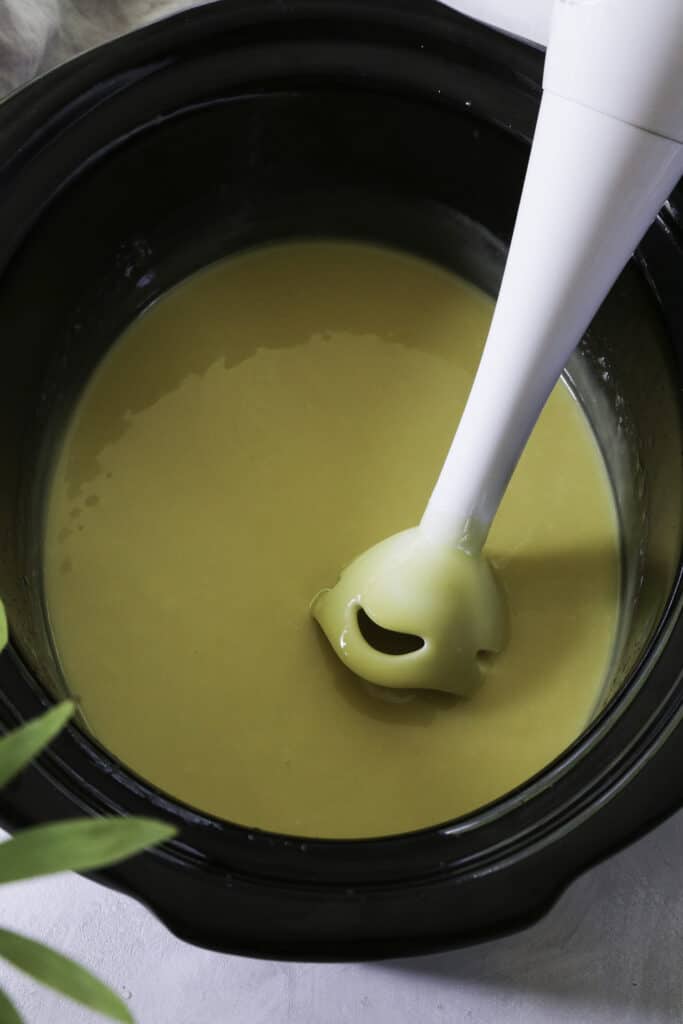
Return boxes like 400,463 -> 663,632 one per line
2,810 -> 683,1023
441,0 -> 551,46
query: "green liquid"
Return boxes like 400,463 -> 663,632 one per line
44,240 -> 619,838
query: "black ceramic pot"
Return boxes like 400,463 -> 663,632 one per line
1,0 -> 682,960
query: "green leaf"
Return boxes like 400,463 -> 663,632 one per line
0,818 -> 176,884
0,928 -> 132,1023
0,987 -> 23,1024
0,702 -> 75,789
0,600 -> 6,653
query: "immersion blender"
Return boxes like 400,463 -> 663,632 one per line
312,0 -> 683,694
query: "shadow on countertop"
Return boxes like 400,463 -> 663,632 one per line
377,808 -> 683,1022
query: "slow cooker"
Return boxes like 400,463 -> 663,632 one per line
0,0 -> 682,958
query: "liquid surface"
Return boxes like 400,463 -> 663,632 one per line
44,241 -> 619,838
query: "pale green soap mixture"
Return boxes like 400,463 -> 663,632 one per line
44,240 -> 620,838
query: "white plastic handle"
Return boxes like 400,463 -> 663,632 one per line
420,0 -> 683,551
545,0 -> 683,144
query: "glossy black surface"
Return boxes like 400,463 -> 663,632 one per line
0,0 -> 682,959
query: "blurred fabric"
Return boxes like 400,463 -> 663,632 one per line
0,0 -> 194,97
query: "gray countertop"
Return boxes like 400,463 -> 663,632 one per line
2,809 -> 682,1023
